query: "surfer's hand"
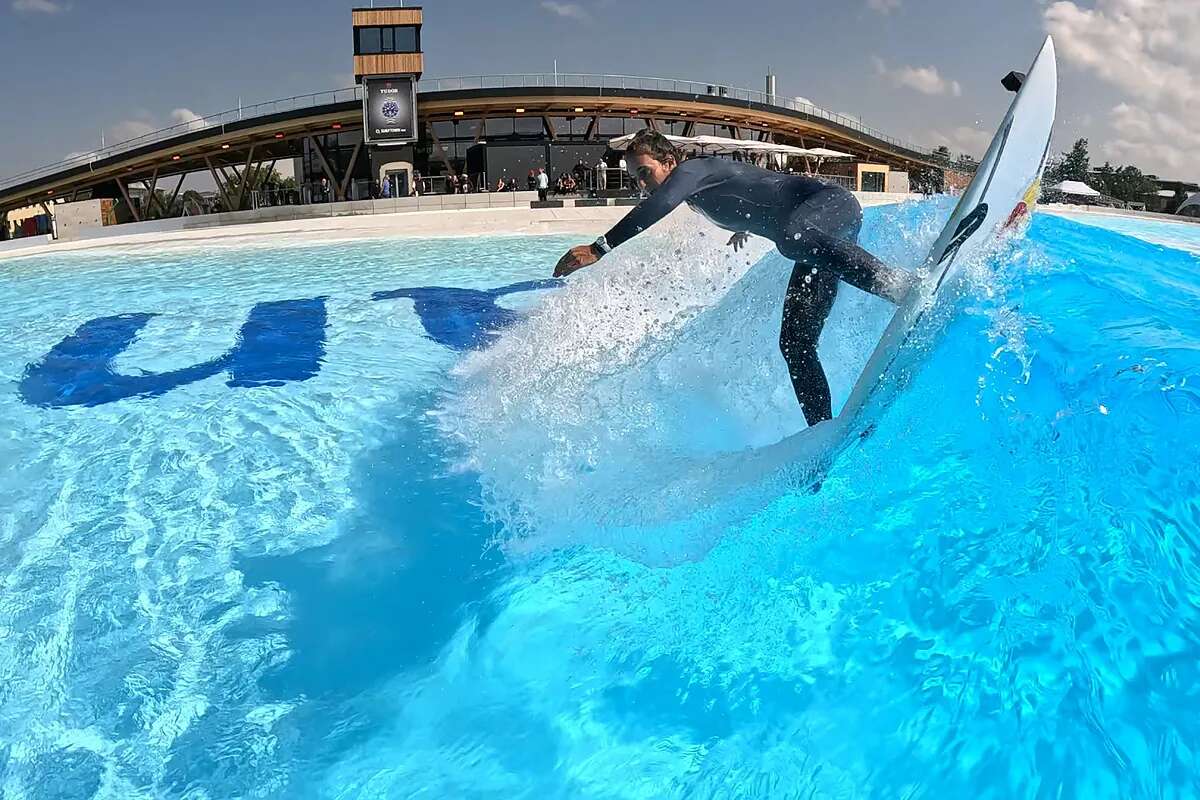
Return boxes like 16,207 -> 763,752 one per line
727,232 -> 750,252
554,245 -> 600,277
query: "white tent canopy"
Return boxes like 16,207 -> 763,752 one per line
802,147 -> 853,159
1050,180 -> 1101,197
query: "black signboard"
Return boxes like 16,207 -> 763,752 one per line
362,76 -> 418,145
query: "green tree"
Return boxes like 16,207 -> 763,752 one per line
932,145 -> 951,162
1092,161 -> 1157,204
1045,137 -> 1091,185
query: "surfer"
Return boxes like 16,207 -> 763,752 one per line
554,129 -> 914,426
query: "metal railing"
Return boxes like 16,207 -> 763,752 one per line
0,86 -> 365,193
417,73 -> 934,157
2,73 -> 936,193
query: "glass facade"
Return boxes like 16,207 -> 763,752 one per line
353,25 -> 419,55
296,111 -> 790,197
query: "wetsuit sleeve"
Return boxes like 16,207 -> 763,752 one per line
602,161 -> 707,249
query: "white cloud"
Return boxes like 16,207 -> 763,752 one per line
929,125 -> 992,160
12,0 -> 66,13
540,1 -> 591,22
1044,0 -> 1200,179
873,56 -> 961,96
108,118 -> 158,143
867,0 -> 900,13
98,108 -> 207,149
169,108 -> 207,131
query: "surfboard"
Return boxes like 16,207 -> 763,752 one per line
836,36 -> 1057,433
730,36 -> 1058,480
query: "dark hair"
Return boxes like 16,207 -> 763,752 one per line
624,129 -> 681,165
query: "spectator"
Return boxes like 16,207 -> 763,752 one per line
382,175 -> 392,199
536,167 -> 549,201
527,169 -> 537,191
319,176 -> 330,202
595,157 -> 608,192
448,174 -> 459,194
461,175 -> 473,194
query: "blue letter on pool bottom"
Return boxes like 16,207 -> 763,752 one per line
19,298 -> 328,408
372,279 -> 561,351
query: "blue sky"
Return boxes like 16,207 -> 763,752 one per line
1,0 -> 1192,181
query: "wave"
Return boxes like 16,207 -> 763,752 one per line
441,200 -> 956,563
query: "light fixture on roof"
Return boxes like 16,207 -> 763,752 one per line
629,109 -> 639,114
275,132 -> 285,138
332,123 -> 342,129
574,107 -> 584,113
171,154 -> 181,160
453,110 -> 464,116
221,143 -> 230,149
515,108 -> 525,113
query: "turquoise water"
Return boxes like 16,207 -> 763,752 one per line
1,204 -> 1198,798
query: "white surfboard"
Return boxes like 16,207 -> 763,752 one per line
729,36 -> 1058,481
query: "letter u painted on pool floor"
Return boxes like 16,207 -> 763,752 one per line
19,298 -> 328,408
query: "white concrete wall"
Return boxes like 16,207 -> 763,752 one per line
54,199 -> 112,241
0,234 -> 53,255
2,192 -> 925,261
1042,203 -> 1200,226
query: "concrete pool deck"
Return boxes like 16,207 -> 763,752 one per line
0,193 -> 918,261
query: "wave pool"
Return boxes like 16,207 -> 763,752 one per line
1,201 -> 1198,798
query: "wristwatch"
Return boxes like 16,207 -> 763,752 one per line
592,235 -> 612,256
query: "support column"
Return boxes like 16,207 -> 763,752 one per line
116,178 -> 142,222
337,141 -> 362,201
232,146 -> 256,210
164,174 -> 186,216
141,168 -> 161,218
306,135 -> 339,200
205,157 -> 235,212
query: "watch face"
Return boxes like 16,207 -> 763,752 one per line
381,100 -> 400,119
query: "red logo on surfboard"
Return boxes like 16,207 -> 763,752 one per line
1003,179 -> 1041,230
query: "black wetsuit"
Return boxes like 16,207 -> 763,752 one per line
602,157 -> 897,425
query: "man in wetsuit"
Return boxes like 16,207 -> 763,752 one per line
554,129 -> 913,426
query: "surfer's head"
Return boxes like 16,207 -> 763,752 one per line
624,129 -> 681,192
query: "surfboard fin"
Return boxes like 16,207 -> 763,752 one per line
1002,71 -> 1026,93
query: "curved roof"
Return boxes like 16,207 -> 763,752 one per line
1,74 -> 944,214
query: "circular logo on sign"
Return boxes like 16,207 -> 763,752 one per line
381,100 -> 401,120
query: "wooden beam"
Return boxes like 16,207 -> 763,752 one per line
585,116 -> 599,141
542,116 -> 556,140
205,156 -> 235,212
247,158 -> 277,207
115,178 -> 141,222
164,174 -> 186,216
338,141 -> 362,201
233,145 -> 256,211
306,135 -> 339,191
141,168 -> 160,218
